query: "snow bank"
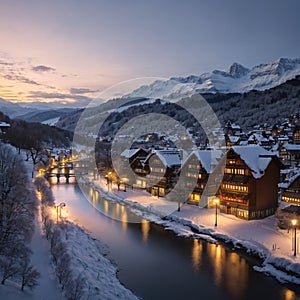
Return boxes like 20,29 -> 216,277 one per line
56,221 -> 139,300
83,176 -> 300,285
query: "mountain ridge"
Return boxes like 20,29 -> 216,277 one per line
125,57 -> 300,100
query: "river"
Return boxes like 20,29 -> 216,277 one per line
50,179 -> 300,300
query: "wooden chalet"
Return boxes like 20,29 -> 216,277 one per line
120,148 -> 150,188
220,145 -> 281,220
181,150 -> 223,206
144,149 -> 181,197
279,143 -> 300,167
279,170 -> 300,205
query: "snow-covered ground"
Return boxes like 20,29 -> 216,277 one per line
0,152 -> 62,299
54,220 -> 139,300
0,152 -> 139,300
84,175 -> 300,285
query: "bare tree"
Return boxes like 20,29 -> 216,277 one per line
0,256 -> 19,285
0,144 -> 38,287
19,258 -> 40,291
66,274 -> 86,300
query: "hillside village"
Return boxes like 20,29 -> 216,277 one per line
94,112 -> 300,226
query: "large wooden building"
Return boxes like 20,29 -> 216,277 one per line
220,145 -> 281,220
182,150 -> 223,206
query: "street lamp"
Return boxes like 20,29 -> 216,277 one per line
55,202 -> 66,223
214,198 -> 219,227
122,177 -> 128,192
292,219 -> 297,257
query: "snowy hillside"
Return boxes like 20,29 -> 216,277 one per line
125,58 -> 300,100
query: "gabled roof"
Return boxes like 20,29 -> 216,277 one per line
231,145 -> 278,179
228,135 -> 240,143
147,149 -> 181,167
121,149 -> 142,159
0,122 -> 10,127
185,149 -> 223,173
282,143 -> 300,152
279,169 -> 300,189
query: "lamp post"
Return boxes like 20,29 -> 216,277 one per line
214,198 -> 219,227
122,177 -> 128,192
292,219 -> 297,257
55,202 -> 66,223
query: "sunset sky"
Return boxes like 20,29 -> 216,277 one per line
1,0 -> 300,107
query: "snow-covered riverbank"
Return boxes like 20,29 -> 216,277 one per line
36,176 -> 139,300
51,220 -> 139,300
83,176 -> 300,285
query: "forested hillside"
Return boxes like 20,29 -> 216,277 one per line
56,75 -> 300,135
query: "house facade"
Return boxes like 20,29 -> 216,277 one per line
120,148 -> 150,188
219,145 -> 281,220
279,171 -> 300,205
280,144 -> 300,167
182,150 -> 223,206
144,149 -> 181,197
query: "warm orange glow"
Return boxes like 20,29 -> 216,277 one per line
121,210 -> 128,231
141,220 -> 150,242
104,200 -> 109,214
292,219 -> 297,227
191,239 -> 202,271
283,289 -> 296,300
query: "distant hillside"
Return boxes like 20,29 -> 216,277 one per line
0,111 -> 73,148
56,75 -> 300,135
16,108 -> 78,124
0,98 -> 37,118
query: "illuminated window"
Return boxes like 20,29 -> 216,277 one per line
225,168 -> 245,175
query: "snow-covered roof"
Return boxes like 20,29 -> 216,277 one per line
231,124 -> 241,130
231,145 -> 277,179
282,143 -> 300,152
0,122 -> 10,127
239,140 -> 248,146
185,149 -> 223,173
228,135 -> 240,143
248,135 -> 255,141
279,169 -> 300,189
120,149 -> 141,159
150,149 -> 181,167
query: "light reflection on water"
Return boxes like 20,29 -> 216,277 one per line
191,239 -> 202,272
50,179 -> 300,300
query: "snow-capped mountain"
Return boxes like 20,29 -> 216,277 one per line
124,58 -> 300,100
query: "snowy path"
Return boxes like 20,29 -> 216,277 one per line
28,209 -> 62,300
0,208 -> 62,300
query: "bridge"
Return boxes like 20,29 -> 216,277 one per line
45,161 -> 90,184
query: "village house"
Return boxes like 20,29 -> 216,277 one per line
219,145 -> 281,220
181,149 -> 223,206
120,148 -> 150,188
279,143 -> 300,167
0,121 -> 10,137
293,120 -> 300,144
144,149 -> 181,197
279,169 -> 300,205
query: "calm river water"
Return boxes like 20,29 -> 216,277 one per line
51,180 -> 300,300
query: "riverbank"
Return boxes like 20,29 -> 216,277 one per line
36,176 -> 140,300
83,176 -> 300,285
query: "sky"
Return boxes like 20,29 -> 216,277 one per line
0,0 -> 300,107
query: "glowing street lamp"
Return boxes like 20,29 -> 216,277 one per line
122,177 -> 128,192
55,202 -> 66,223
291,219 -> 297,257
214,198 -> 219,227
